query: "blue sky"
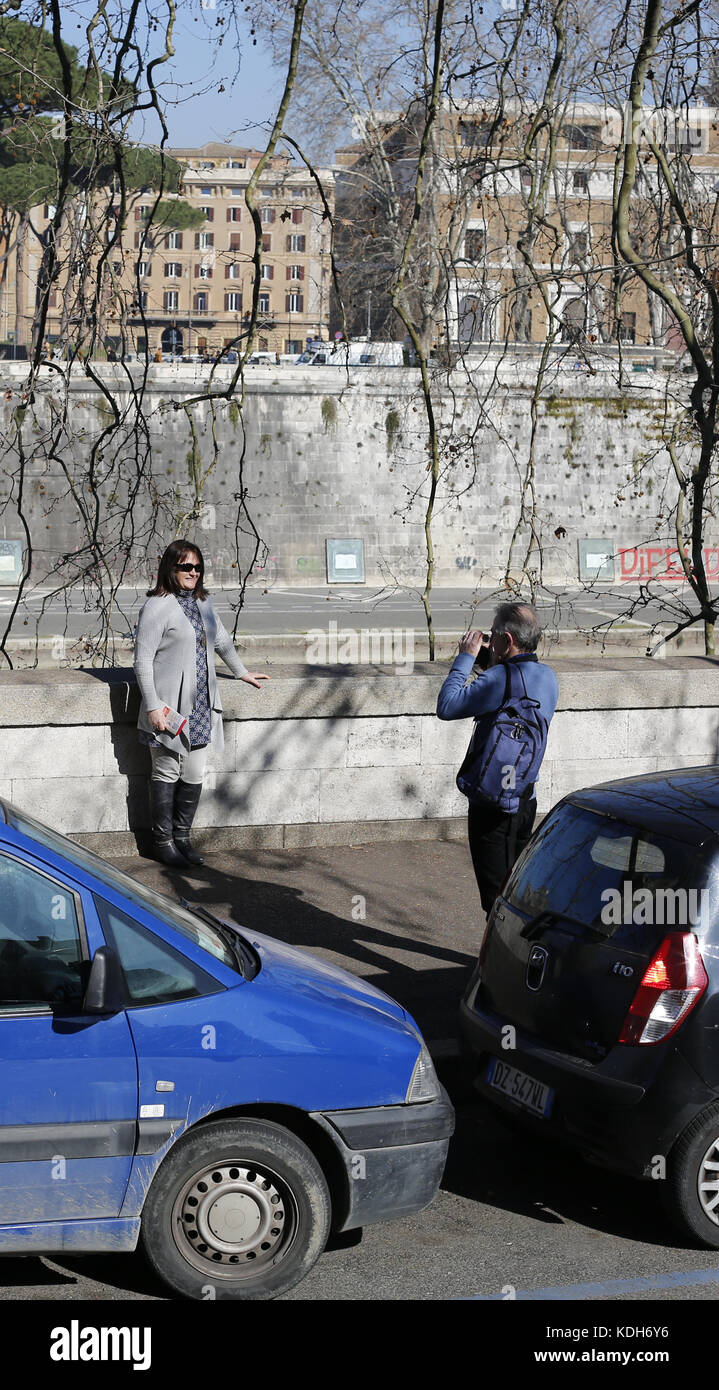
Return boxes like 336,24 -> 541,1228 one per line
137,7 -> 283,150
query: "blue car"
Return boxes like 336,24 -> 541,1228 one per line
0,800 -> 453,1300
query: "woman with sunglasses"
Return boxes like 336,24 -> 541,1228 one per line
134,538 -> 269,866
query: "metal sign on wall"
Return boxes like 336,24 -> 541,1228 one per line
326,538 -> 365,584
578,538 -> 615,582
0,540 -> 23,584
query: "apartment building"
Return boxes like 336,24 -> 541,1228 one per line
7,143 -> 335,358
336,100 -> 719,352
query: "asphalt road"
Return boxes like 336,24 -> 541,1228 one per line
0,839 -> 717,1312
0,582 -> 704,646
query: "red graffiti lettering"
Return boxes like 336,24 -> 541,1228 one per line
619,547 -> 643,579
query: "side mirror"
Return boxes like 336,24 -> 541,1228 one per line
82,946 -> 125,1015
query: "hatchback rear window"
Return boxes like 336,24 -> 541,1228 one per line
504,803 -> 709,945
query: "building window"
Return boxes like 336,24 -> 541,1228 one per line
195,264 -> 213,280
230,233 -> 242,250
573,170 -> 589,192
563,123 -> 599,150
163,290 -> 179,311
286,291 -> 303,313
286,339 -> 302,352
138,261 -> 149,277
465,229 -> 486,261
112,261 -> 122,274
196,232 -> 214,250
165,262 -> 183,277
225,292 -> 242,312
520,167 -> 532,190
286,234 -> 306,253
561,296 -> 586,341
292,188 -> 304,198
135,204 -> 150,221
458,293 -> 493,342
194,292 -> 208,312
260,264 -> 274,280
166,231 -> 183,249
260,207 -> 276,224
199,206 -> 214,222
200,186 -> 215,196
286,264 -> 305,281
261,234 -> 271,252
227,207 -> 242,222
291,208 -> 303,225
47,289 -> 58,308
568,230 -> 589,263
225,263 -> 242,279
231,187 -> 244,196
459,119 -> 493,148
258,292 -> 270,314
228,159 -> 245,168
618,311 -> 636,344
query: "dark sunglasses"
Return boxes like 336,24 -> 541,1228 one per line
175,562 -> 202,573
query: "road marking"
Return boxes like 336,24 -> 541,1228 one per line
467,1268 -> 719,1300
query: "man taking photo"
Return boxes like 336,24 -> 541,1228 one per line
436,601 -> 558,916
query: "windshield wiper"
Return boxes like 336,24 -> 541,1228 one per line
179,899 -> 259,980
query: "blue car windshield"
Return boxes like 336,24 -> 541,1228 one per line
2,802 -> 242,974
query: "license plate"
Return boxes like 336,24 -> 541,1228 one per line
486,1057 -> 554,1118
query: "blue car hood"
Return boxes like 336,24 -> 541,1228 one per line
237,926 -> 410,1028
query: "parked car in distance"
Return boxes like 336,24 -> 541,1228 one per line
247,351 -> 277,365
460,766 -> 719,1247
297,339 -> 405,367
0,800 -> 453,1300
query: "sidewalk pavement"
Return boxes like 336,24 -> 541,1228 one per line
109,835 -> 483,1053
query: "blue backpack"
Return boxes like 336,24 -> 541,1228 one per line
456,661 -> 548,812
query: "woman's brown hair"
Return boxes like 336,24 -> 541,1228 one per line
147,539 -> 209,600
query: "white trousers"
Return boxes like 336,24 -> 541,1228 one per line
150,745 -> 209,785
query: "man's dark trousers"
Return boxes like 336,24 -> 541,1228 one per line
467,791 -> 536,916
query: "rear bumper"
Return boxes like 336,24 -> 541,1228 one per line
459,996 -> 715,1178
312,1089 -> 454,1233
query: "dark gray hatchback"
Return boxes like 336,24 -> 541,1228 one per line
460,766 -> 719,1246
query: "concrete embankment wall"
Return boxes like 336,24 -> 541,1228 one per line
0,659 -> 716,854
0,359 -> 712,590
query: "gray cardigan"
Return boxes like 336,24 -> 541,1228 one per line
134,594 -> 248,753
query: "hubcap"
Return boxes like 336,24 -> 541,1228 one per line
172,1160 -> 296,1279
697,1138 -> 719,1224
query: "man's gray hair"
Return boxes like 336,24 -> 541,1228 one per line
493,602 -> 542,653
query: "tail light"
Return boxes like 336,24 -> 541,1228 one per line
619,932 -> 708,1045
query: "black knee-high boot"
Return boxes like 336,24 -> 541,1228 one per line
150,780 -> 187,867
173,780 -> 205,866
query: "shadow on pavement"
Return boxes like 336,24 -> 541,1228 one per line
440,1094 -> 692,1253
123,851 -> 478,1041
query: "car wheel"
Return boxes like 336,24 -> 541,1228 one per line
141,1118 -> 331,1300
666,1105 -> 719,1247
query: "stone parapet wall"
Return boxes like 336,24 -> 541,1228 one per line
0,660 -> 716,853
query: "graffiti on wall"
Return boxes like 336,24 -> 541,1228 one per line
618,546 -> 719,581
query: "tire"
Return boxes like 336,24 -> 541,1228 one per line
140,1118 -> 331,1300
666,1105 -> 719,1248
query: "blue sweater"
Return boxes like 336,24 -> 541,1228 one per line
436,651 -> 559,723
